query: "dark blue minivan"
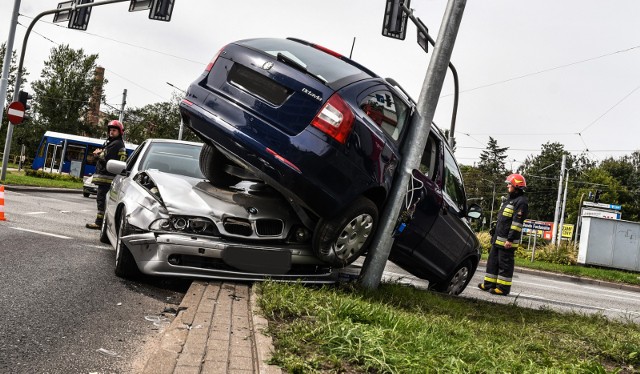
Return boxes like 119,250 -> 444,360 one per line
180,37 -> 481,295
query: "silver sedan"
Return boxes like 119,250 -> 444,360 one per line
101,139 -> 336,283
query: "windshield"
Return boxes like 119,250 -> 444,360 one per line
140,142 -> 204,179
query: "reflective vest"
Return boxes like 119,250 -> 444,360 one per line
492,192 -> 528,248
92,137 -> 127,185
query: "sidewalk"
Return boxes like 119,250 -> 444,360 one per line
144,266 -> 640,374
142,281 -> 282,374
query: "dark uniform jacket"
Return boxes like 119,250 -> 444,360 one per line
92,136 -> 127,185
492,192 -> 528,248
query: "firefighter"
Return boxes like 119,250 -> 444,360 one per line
86,120 -> 128,230
478,173 -> 529,295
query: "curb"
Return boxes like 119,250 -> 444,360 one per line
480,260 -> 640,293
2,184 -> 82,194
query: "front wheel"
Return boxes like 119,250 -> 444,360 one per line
312,197 -> 378,268
428,259 -> 474,296
114,207 -> 140,279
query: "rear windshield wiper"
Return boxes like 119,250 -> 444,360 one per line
277,52 -> 327,84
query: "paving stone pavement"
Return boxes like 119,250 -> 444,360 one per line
143,281 -> 282,374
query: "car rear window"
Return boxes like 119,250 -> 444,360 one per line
228,64 -> 291,106
237,38 -> 367,85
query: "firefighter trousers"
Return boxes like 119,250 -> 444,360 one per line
482,244 -> 515,294
95,184 -> 111,225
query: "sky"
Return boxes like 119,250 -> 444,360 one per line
1,0 -> 640,170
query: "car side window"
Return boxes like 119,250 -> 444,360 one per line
419,133 -> 439,180
359,89 -> 409,141
125,141 -> 145,171
443,148 -> 466,211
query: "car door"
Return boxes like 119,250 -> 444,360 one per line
420,147 -> 473,279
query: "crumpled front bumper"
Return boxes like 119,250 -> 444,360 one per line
121,232 -> 338,283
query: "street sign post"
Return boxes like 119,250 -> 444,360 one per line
6,101 -> 25,125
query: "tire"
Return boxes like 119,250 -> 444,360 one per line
99,215 -> 110,244
114,207 -> 140,279
83,191 -> 90,198
428,259 -> 473,296
312,197 -> 378,267
199,143 -> 241,187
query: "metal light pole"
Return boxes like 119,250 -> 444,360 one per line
481,178 -> 497,224
557,168 -> 573,247
360,0 -> 467,289
0,0 -> 22,137
551,155 -> 566,245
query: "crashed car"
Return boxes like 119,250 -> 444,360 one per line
101,138 -> 335,283
179,37 -> 482,294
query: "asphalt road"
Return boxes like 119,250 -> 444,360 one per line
377,260 -> 640,323
0,188 -> 190,373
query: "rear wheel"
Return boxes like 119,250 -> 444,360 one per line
428,259 -> 473,296
312,197 -> 378,267
114,207 -> 140,279
83,191 -> 90,198
199,143 -> 241,187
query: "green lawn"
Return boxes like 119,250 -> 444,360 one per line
1,170 -> 83,189
258,281 -> 640,373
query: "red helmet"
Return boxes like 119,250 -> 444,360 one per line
506,173 -> 526,189
107,119 -> 124,135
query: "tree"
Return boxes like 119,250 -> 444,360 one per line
477,137 -> 508,179
31,44 -> 101,136
121,93 -> 199,145
519,142 -> 572,221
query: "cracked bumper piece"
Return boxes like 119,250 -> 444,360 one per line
122,232 -> 338,283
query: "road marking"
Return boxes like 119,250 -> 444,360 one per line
25,211 -> 47,215
10,227 -> 72,239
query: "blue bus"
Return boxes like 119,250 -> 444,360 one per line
32,131 -> 137,177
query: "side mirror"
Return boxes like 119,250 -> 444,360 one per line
106,159 -> 127,175
467,203 -> 482,220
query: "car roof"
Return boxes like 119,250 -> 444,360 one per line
145,138 -> 203,147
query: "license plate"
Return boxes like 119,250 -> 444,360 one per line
222,247 -> 292,274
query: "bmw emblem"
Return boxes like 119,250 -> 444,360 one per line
262,61 -> 274,70
247,207 -> 258,214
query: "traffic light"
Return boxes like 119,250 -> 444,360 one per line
18,90 -> 32,122
68,0 -> 94,30
18,90 -> 32,114
149,0 -> 174,21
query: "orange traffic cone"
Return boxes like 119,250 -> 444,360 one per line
0,185 -> 5,221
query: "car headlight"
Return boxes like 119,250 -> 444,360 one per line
149,216 -> 220,236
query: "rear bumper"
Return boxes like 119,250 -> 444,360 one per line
179,98 -> 367,218
122,232 -> 338,284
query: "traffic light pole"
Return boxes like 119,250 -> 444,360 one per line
360,0 -> 467,289
0,0 -> 128,181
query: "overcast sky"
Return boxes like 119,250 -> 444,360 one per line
2,0 -> 640,169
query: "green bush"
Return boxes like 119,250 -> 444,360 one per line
476,231 -> 492,254
516,241 -> 577,265
25,169 -> 83,183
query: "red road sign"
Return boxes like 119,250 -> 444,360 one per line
7,101 -> 25,125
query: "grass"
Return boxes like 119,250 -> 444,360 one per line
1,170 -> 83,189
258,281 -> 640,373
513,257 -> 640,286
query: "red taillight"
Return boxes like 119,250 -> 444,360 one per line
205,46 -> 226,72
181,99 -> 193,106
312,44 -> 342,58
311,94 -> 355,144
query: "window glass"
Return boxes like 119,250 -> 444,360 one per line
140,142 -> 204,179
419,134 -> 438,180
443,149 -> 466,211
359,90 -> 409,141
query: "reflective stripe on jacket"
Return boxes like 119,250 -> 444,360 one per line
93,136 -> 127,185
492,192 -> 528,248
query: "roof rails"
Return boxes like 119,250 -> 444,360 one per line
385,77 -> 415,105
287,37 -> 379,78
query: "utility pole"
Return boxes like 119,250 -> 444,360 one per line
0,0 -> 22,137
551,154 -> 566,245
118,88 -> 127,122
360,0 -> 467,289
557,168 -> 570,247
